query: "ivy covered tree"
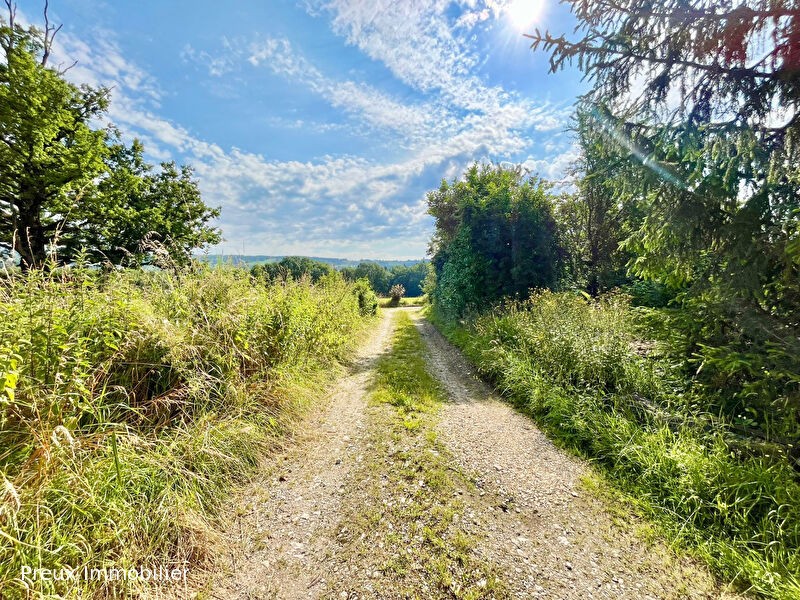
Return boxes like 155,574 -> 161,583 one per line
0,2 -> 220,268
528,0 -> 800,435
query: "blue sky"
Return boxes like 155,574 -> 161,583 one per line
30,0 -> 586,259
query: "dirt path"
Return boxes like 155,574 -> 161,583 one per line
411,311 -> 739,600
204,309 -> 399,599
202,307 -> 741,599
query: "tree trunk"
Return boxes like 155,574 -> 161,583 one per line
15,193 -> 48,271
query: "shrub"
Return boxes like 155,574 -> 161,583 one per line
352,278 -> 378,316
390,284 -> 406,300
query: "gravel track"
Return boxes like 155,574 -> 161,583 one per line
198,307 -> 741,599
204,310 -> 398,599
411,310 -> 740,600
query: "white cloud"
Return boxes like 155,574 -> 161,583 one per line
181,41 -> 238,77
522,147 -> 579,184
247,37 -> 447,143
32,1 -> 575,258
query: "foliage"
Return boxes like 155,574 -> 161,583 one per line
428,164 -> 561,318
379,295 -> 427,308
339,311 -> 508,597
0,265 -> 372,597
386,262 -> 428,297
81,140 -> 220,266
352,278 -> 379,316
251,255 -> 335,283
341,261 -> 428,296
341,261 -> 390,294
0,10 -> 219,269
431,293 -> 800,598
389,283 -> 406,301
0,12 -> 107,268
529,0 -> 800,439
557,110 -> 643,294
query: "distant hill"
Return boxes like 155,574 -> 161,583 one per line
199,255 -> 425,269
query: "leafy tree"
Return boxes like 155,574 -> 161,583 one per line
76,140 -> 220,266
557,110 -> 642,295
0,4 -> 107,268
387,262 -> 428,296
351,278 -> 378,316
345,262 -> 391,295
251,256 -> 334,283
528,0 -> 800,308
0,4 -> 220,268
340,262 -> 428,296
428,164 -> 561,317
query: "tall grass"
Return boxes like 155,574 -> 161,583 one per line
0,265 -> 372,598
431,291 -> 800,599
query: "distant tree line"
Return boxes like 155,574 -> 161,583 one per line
0,3 -> 219,269
340,261 -> 428,297
250,257 -> 429,297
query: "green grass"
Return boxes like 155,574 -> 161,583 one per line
335,311 -> 508,598
428,291 -> 800,599
0,265 -> 373,599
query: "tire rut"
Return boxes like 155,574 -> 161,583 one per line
204,310 -> 399,599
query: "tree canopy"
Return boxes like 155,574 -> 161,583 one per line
251,256 -> 335,283
528,0 -> 800,311
340,261 -> 428,296
428,164 -> 561,317
526,0 -> 799,437
0,5 -> 220,268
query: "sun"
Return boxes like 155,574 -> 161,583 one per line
505,0 -> 545,31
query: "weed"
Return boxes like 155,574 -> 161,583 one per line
0,265 -> 373,598
335,312 -> 508,598
430,292 -> 800,598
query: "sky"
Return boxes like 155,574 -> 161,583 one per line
25,0 -> 586,259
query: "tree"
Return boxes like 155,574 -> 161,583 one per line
527,0 -> 800,311
387,262 -> 428,296
71,139 -> 220,266
252,256 -> 334,283
0,2 -> 108,268
347,262 -> 391,295
389,284 -> 406,306
557,110 -> 641,295
528,0 -> 800,435
0,3 -> 220,268
428,164 -> 561,317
